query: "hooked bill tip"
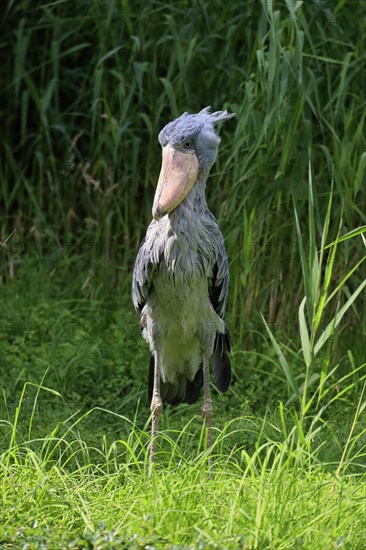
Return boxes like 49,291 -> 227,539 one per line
152,206 -> 164,221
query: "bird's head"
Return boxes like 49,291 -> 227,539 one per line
152,106 -> 235,220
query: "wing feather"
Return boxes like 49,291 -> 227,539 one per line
209,234 -> 231,393
209,235 -> 229,319
132,237 -> 153,314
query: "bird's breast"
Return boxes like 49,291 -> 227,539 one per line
148,274 -> 222,341
161,226 -> 217,283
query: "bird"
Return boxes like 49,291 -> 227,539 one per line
132,106 -> 235,462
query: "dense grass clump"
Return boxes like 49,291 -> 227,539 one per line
1,0 -> 365,547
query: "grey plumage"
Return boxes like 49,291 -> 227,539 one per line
132,107 -> 234,459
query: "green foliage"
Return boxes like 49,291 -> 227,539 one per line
1,0 -> 366,547
1,0 -> 365,332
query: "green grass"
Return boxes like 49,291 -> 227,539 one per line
1,0 -> 366,547
1,382 -> 366,549
1,251 -> 365,548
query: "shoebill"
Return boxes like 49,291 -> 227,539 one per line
132,106 -> 234,461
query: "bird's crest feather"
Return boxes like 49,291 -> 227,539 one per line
198,106 -> 236,124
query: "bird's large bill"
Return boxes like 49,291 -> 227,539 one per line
152,144 -> 199,220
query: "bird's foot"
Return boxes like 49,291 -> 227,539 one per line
201,401 -> 214,423
202,400 -> 214,452
150,394 -> 163,465
150,394 -> 163,414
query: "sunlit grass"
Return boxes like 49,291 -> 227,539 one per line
1,385 -> 365,548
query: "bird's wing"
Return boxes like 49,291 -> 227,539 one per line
132,236 -> 153,315
209,233 -> 231,392
209,233 -> 230,319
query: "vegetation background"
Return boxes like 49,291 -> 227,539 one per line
1,0 -> 365,548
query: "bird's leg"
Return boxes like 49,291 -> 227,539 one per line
201,353 -> 214,450
150,349 -> 162,463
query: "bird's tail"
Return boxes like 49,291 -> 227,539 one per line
148,356 -> 203,405
212,329 -> 231,392
148,329 -> 231,406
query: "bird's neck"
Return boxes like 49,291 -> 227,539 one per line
169,174 -> 209,226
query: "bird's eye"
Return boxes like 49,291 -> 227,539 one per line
183,140 -> 192,149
